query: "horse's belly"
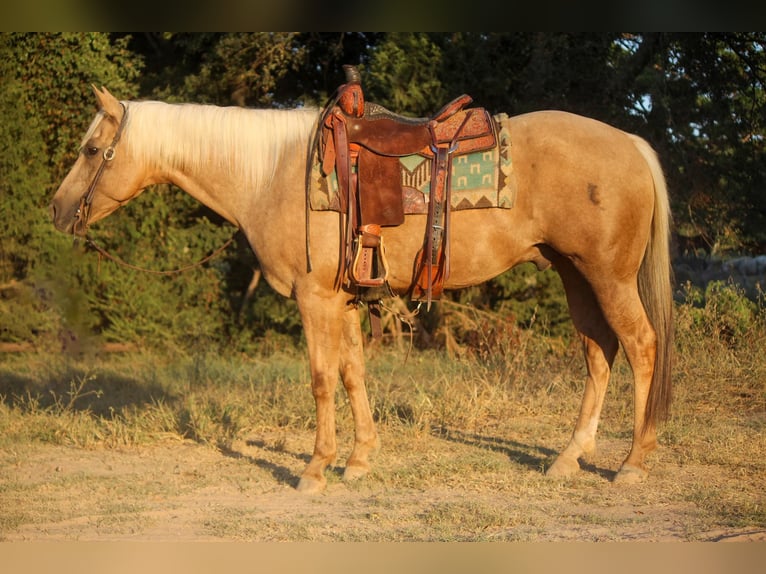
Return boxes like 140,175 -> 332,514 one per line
381,208 -> 535,290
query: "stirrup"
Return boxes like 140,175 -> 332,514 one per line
350,225 -> 389,287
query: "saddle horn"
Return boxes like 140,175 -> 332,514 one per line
339,65 -> 364,118
343,65 -> 362,84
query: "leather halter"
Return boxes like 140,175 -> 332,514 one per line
73,102 -> 128,236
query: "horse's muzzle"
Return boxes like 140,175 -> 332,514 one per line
49,201 -> 80,235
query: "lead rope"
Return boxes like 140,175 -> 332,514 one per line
84,234 -> 237,276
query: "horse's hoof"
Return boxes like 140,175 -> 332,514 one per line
343,463 -> 370,482
545,455 -> 580,478
296,475 -> 326,494
613,464 -> 647,484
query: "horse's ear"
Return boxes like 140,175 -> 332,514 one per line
91,85 -> 123,120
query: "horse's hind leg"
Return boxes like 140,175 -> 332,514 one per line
597,282 -> 659,484
546,257 -> 619,478
564,267 -> 658,484
338,306 -> 379,481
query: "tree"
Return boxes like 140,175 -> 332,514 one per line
1,33 -> 141,278
0,33 -> 142,345
656,33 -> 766,253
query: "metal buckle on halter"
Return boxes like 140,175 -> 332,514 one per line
72,200 -> 89,242
103,146 -> 116,161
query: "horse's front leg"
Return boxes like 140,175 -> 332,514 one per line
295,294 -> 346,494
339,306 -> 379,481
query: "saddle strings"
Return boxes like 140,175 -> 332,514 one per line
377,297 -> 423,364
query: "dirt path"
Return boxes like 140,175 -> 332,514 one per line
2,429 -> 764,543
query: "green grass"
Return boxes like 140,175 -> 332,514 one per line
0,349 -> 317,449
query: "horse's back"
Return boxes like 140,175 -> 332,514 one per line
507,110 -> 652,172
509,109 -> 630,138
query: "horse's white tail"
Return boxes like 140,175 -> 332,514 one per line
629,134 -> 674,429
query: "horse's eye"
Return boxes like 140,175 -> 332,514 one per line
84,146 -> 99,157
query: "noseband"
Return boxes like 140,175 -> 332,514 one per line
73,102 -> 129,236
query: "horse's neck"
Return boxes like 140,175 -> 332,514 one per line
165,170 -> 244,226
136,102 -> 316,228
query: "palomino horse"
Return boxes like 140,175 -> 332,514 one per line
51,86 -> 673,493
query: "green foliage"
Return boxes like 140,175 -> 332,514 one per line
0,281 -> 62,346
66,187 -> 239,350
172,32 -> 306,107
637,33 -> 766,253
5,33 -> 142,179
675,279 -> 763,348
0,56 -> 50,282
366,33 -> 447,115
483,265 -> 570,335
436,33 -> 624,118
432,264 -> 571,356
1,33 -> 143,348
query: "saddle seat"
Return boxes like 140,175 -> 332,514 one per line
342,96 -> 473,156
322,96 -> 495,175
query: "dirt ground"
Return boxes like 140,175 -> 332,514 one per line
2,427 -> 765,543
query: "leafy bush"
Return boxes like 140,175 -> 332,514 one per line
675,279 -> 764,348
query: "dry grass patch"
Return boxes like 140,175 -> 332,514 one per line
0,284 -> 764,540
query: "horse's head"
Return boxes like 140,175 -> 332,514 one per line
50,86 -> 148,236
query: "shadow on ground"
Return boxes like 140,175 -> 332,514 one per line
432,427 -> 617,481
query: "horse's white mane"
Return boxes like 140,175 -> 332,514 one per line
112,100 -> 319,191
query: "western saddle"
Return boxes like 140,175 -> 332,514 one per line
313,65 -> 497,334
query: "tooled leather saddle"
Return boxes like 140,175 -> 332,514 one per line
311,65 -> 497,333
